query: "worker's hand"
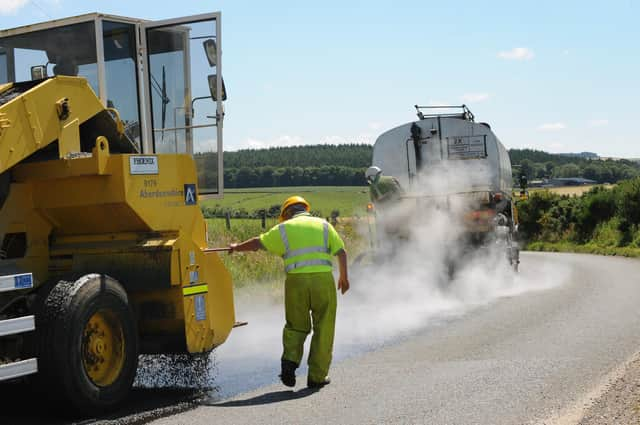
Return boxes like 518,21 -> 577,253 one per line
228,243 -> 238,254
338,276 -> 350,294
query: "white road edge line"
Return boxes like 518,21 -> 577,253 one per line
538,348 -> 640,425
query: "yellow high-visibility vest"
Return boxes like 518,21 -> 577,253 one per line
260,213 -> 344,274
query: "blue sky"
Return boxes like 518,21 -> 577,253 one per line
0,0 -> 638,157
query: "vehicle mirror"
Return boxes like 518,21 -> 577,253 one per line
208,74 -> 227,101
203,39 -> 217,67
30,65 -> 47,80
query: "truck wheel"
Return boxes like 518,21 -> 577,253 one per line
38,274 -> 138,414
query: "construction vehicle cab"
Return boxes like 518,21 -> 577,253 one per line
0,12 -> 224,192
0,12 -> 234,414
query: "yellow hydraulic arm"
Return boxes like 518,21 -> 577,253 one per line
0,76 -> 135,174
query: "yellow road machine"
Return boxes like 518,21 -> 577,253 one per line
0,12 -> 235,413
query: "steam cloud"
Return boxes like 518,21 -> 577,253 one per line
339,161 -> 567,346
135,163 -> 570,396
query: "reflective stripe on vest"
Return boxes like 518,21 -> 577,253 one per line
285,259 -> 332,273
279,220 -> 331,273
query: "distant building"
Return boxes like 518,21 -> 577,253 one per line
548,177 -> 597,186
528,179 -> 545,187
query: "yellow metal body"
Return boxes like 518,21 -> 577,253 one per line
0,76 -> 235,353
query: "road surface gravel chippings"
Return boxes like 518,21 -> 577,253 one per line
578,355 -> 640,425
4,252 -> 640,425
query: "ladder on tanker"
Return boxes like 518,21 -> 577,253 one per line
414,104 -> 475,122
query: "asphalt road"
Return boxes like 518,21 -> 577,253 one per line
152,252 -> 640,425
2,252 -> 640,424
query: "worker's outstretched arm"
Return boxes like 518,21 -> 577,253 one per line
229,237 -> 263,253
337,249 -> 349,294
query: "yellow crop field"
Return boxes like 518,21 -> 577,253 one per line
525,184 -> 613,197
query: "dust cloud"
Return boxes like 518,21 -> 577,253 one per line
135,164 -> 570,396
339,161 -> 568,347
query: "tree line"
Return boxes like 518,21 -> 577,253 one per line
193,144 -> 373,188
197,145 -> 640,189
223,144 -> 373,168
510,149 -> 640,184
224,165 -> 365,188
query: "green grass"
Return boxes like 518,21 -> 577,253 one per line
526,216 -> 640,258
526,241 -> 640,258
201,186 -> 370,217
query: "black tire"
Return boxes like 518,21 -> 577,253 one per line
37,274 -> 138,415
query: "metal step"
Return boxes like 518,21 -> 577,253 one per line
0,272 -> 33,293
0,315 -> 35,337
0,358 -> 38,381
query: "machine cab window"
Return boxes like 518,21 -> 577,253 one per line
0,12 -> 225,195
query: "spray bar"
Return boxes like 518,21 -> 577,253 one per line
202,247 -> 231,253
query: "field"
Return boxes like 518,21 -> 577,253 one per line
204,185 -> 605,221
527,184 -> 612,197
201,186 -> 372,288
201,186 -> 370,217
206,184 -> 613,289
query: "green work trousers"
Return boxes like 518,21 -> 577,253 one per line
282,271 -> 337,383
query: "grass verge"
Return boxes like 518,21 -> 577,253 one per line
526,241 -> 640,258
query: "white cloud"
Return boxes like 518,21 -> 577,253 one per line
320,135 -> 349,145
589,119 -> 609,127
245,138 -> 267,149
321,133 -> 374,145
538,122 -> 566,131
545,142 -> 566,151
238,129 -> 377,150
242,135 -> 304,150
0,0 -> 29,14
497,47 -> 535,61
368,121 -> 382,131
461,93 -> 490,103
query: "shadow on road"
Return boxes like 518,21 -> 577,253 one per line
0,380 -> 203,425
205,388 -> 318,407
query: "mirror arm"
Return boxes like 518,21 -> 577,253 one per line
190,96 -> 213,118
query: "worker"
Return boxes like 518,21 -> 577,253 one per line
365,166 -> 404,205
365,166 -> 410,248
229,196 -> 349,389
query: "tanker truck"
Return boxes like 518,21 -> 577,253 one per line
367,105 -> 519,272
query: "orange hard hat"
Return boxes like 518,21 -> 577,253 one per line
279,196 -> 310,222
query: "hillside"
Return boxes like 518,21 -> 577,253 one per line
202,145 -> 639,188
220,144 -> 372,188
509,149 -> 640,184
224,144 -> 373,168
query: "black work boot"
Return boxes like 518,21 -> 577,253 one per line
280,359 -> 297,387
307,376 -> 331,389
